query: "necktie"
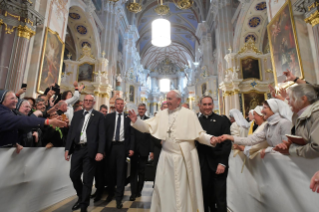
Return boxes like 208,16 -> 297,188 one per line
76,111 -> 89,143
115,113 -> 122,141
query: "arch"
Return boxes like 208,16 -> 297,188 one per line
67,2 -> 101,60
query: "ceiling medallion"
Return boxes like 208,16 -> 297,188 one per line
174,0 -> 193,10
127,0 -> 142,13
154,5 -> 170,15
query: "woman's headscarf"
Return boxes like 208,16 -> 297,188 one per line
266,98 -> 293,121
254,105 -> 263,116
229,108 -> 250,128
16,99 -> 25,111
0,90 -> 8,104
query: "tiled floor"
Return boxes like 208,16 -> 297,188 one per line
42,182 -> 153,212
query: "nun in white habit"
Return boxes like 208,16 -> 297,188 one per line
219,99 -> 293,158
229,109 -> 250,137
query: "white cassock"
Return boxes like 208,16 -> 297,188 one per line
131,107 -> 215,212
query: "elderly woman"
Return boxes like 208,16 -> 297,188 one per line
275,84 -> 319,158
229,109 -> 250,137
235,106 -> 269,158
14,99 -> 41,147
0,90 -> 66,152
218,99 -> 292,158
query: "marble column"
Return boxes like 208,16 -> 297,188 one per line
6,25 -> 35,91
216,1 -> 234,82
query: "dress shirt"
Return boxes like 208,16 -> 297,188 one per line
112,111 -> 125,142
79,108 -> 93,144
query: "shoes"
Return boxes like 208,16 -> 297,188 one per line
72,199 -> 81,211
94,194 -> 102,202
116,201 -> 123,209
129,195 -> 136,201
106,194 -> 114,203
90,190 -> 97,198
136,193 -> 142,197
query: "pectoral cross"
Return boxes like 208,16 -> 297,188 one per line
167,129 -> 172,137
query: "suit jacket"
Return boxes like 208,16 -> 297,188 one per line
133,116 -> 153,157
104,112 -> 134,154
197,113 -> 231,171
0,104 -> 44,146
65,109 -> 106,158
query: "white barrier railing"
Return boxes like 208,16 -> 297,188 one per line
227,150 -> 319,212
0,148 -> 75,212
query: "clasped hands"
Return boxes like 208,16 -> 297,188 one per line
210,134 -> 232,146
273,140 -> 292,155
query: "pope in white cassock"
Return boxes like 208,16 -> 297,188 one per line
128,90 -> 218,212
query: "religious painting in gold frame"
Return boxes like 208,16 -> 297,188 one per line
240,56 -> 262,81
241,91 -> 267,118
78,62 -> 95,82
37,27 -> 65,93
267,0 -> 304,88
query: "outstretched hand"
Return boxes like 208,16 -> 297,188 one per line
283,69 -> 296,82
128,110 -> 137,123
218,134 -> 233,143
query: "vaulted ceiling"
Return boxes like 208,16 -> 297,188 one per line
136,0 -> 205,70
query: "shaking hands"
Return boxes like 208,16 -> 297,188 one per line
210,134 -> 234,146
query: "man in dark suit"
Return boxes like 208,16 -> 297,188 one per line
105,98 -> 134,209
129,103 -> 153,201
197,96 -> 231,212
65,94 -> 106,212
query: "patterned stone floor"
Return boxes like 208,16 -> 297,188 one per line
42,182 -> 153,212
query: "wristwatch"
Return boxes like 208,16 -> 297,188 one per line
293,77 -> 299,83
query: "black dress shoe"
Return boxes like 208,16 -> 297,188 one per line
129,195 -> 136,201
116,201 -> 123,209
106,194 -> 114,203
94,194 -> 102,202
72,199 -> 81,210
136,193 -> 141,197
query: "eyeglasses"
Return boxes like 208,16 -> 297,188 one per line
84,99 -> 94,103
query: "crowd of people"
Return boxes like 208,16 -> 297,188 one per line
1,69 -> 319,212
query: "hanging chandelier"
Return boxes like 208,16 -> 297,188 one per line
154,0 -> 170,15
152,18 -> 171,47
127,0 -> 142,13
173,0 -> 193,10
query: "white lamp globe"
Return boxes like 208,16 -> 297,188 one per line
151,18 -> 171,47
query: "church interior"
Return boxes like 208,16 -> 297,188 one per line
1,0 -> 319,211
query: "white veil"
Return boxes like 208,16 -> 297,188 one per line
229,109 -> 250,129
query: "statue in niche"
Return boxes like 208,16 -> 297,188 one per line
224,69 -> 232,82
232,66 -> 239,80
